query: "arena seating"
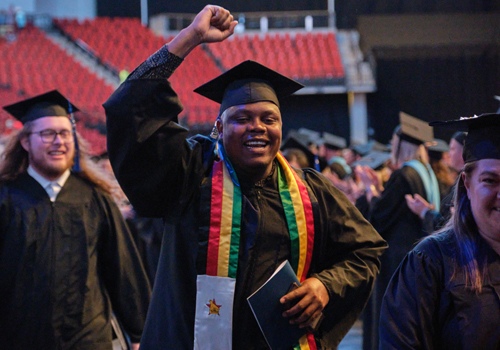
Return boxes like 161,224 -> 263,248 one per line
54,17 -> 166,73
0,25 -> 111,153
1,18 -> 346,154
54,17 -> 221,127
207,31 -> 345,81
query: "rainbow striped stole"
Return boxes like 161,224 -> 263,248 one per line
200,151 -> 319,349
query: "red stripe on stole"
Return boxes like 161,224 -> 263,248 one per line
206,161 -> 224,275
307,333 -> 318,350
291,170 -> 315,280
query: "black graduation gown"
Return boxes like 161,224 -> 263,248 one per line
0,173 -> 151,350
104,78 -> 387,350
422,186 -> 454,235
380,231 -> 500,350
358,166 -> 428,350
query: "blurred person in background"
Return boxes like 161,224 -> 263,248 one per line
448,131 -> 467,175
281,131 -> 315,169
426,138 -> 454,198
406,132 -> 467,233
318,132 -> 346,165
380,113 -> 500,349
356,113 -> 439,350
0,91 -> 151,350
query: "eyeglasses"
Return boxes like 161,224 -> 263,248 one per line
30,129 -> 74,144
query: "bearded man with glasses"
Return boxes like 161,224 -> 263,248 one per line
0,90 -> 151,350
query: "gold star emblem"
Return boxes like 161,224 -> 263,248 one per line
206,299 -> 222,316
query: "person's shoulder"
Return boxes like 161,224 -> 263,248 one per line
383,167 -> 411,187
69,173 -> 111,199
1,172 -> 35,192
399,163 -> 420,178
412,230 -> 455,262
299,167 -> 341,193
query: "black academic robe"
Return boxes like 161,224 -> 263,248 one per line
104,78 -> 387,350
422,186 -> 454,235
358,166 -> 428,350
380,231 -> 500,349
0,173 -> 151,350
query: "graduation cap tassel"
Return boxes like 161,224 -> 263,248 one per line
68,100 -> 81,172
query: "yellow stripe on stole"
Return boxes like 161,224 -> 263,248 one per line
218,164 -> 234,277
299,334 -> 311,350
276,154 -> 308,281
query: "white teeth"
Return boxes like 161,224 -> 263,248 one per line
245,141 -> 266,147
49,151 -> 64,155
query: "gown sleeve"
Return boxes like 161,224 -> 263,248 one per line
97,191 -> 152,343
379,237 -> 444,350
369,168 -> 415,236
104,76 -> 213,218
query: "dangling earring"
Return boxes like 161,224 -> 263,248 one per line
210,117 -> 221,159
210,117 -> 220,140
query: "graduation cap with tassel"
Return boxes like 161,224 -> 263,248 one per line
3,90 -> 82,172
194,60 -> 304,142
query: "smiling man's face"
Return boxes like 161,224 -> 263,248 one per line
218,101 -> 282,182
21,116 -> 75,181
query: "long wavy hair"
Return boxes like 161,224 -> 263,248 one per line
430,158 -> 455,193
0,120 -> 116,194
390,133 -> 429,169
439,161 -> 489,293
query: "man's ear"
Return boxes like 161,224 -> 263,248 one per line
20,134 -> 30,152
216,118 -> 223,138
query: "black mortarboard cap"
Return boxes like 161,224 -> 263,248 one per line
398,111 -> 434,145
194,60 -> 304,116
426,138 -> 449,161
297,128 -> 321,146
351,151 -> 391,170
352,140 -> 390,157
281,131 -> 326,171
451,131 -> 467,146
320,132 -> 346,150
3,90 -> 81,172
3,90 -> 79,123
430,113 -> 500,163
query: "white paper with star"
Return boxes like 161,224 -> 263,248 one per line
194,275 -> 236,350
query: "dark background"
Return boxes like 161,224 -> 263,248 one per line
98,0 -> 499,27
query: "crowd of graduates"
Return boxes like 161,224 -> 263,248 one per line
280,115 -> 470,350
1,4 -> 500,348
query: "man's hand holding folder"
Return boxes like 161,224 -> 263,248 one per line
280,277 -> 329,331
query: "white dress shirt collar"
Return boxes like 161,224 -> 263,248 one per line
27,166 -> 71,202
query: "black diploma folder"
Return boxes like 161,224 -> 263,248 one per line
247,260 -> 307,350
